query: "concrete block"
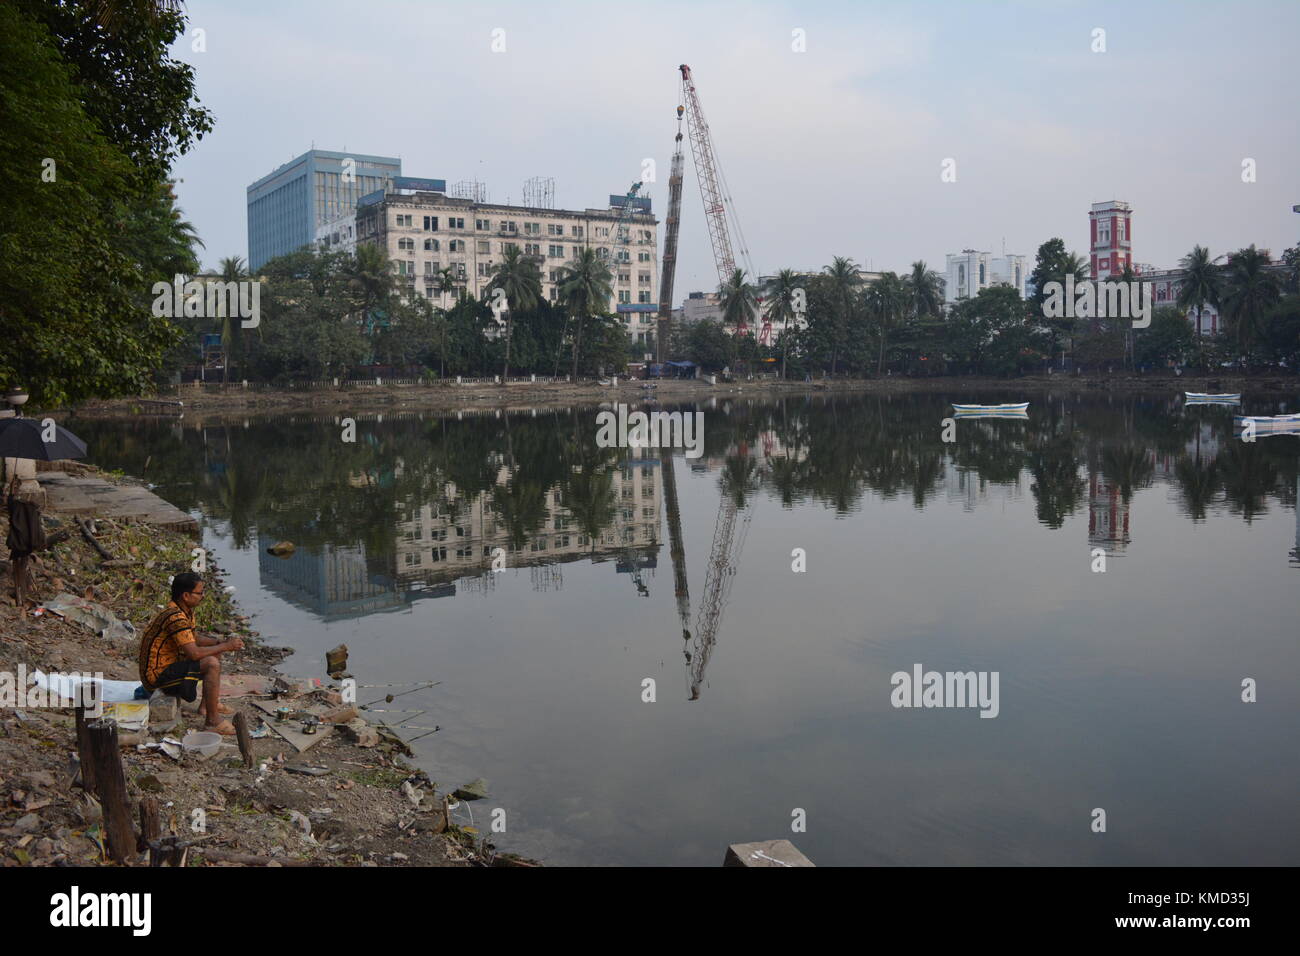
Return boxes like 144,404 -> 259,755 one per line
722,839 -> 814,867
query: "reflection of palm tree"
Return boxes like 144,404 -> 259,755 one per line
564,467 -> 617,553
1101,445 -> 1155,502
491,475 -> 549,553
720,454 -> 759,509
1174,452 -> 1220,522
1218,442 -> 1279,522
1028,435 -> 1085,528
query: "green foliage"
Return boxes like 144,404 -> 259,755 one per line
1134,306 -> 1195,368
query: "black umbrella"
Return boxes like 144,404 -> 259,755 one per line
0,416 -> 87,460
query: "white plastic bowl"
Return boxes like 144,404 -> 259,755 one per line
181,731 -> 222,758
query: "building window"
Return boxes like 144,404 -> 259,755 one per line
549,244 -> 564,258
619,290 -> 630,304
476,218 -> 490,230
597,227 -> 609,237
449,239 -> 464,252
979,263 -> 985,285
424,260 -> 435,275
638,272 -> 650,284
423,216 -> 439,231
477,240 -> 490,253
424,238 -> 439,251
478,262 -> 492,277
398,238 -> 415,250
638,291 -> 651,303
573,226 -> 583,238
448,217 -> 464,229
525,242 -> 541,256
525,222 -> 540,235
638,252 -> 650,262
618,273 -> 630,283
499,221 -> 516,233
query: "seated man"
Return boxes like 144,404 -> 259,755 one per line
137,571 -> 243,735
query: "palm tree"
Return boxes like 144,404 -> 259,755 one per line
346,243 -> 394,336
435,267 -> 457,379
718,268 -> 758,374
488,246 -> 542,382
1177,245 -> 1221,369
866,271 -> 908,374
906,261 -> 944,321
1220,245 -> 1281,359
823,256 -> 860,376
216,255 -> 248,383
558,247 -> 613,380
763,269 -> 801,379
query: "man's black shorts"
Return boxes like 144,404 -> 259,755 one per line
151,659 -> 202,702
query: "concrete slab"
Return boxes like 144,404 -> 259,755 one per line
723,839 -> 815,867
40,473 -> 198,533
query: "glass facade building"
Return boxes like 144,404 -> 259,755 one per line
246,149 -> 401,270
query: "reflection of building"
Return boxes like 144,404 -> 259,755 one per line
1292,472 -> 1299,568
257,534 -> 415,620
1088,471 -> 1131,551
393,460 -> 661,583
943,462 -> 1025,511
1152,422 -> 1221,480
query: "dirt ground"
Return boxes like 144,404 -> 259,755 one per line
0,468 -> 528,867
66,372 -> 1298,425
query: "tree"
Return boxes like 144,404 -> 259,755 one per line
822,256 -> 861,375
1220,245 -> 1281,359
345,242 -> 395,336
718,268 -> 758,373
763,269 -> 801,379
1176,245 -> 1222,368
558,247 -> 613,380
684,320 -> 731,371
214,255 -> 248,382
1134,306 -> 1195,369
486,247 -> 541,381
865,271 -> 908,373
0,2 -> 183,405
906,261 -> 944,321
434,267 -> 457,378
1029,238 -> 1090,364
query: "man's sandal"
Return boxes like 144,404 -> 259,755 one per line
205,720 -> 237,736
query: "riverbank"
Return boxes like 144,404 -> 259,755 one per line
0,465 -> 525,867
65,372 -> 1299,424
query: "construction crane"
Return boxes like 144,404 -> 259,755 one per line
604,180 -> 646,313
650,67 -> 759,699
677,63 -> 757,334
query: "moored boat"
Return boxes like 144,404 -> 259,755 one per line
1185,392 -> 1241,402
952,402 -> 1029,413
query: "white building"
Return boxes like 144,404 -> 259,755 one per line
944,250 -> 1027,305
314,213 -> 357,255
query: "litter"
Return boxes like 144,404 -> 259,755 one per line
31,670 -> 145,706
39,593 -> 137,643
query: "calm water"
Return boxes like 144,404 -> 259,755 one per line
70,391 -> 1300,866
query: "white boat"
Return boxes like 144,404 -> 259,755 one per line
1185,392 -> 1240,402
1234,413 -> 1300,428
952,402 -> 1029,413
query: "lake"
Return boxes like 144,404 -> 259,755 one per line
68,389 -> 1300,865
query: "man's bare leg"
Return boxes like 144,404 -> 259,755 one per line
197,655 -> 233,728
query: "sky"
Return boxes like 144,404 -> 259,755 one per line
171,0 -> 1300,293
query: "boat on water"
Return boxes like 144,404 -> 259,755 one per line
953,409 -> 1028,420
1185,392 -> 1241,402
1234,413 -> 1300,431
952,402 -> 1029,413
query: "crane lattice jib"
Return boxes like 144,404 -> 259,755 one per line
678,64 -> 737,290
656,144 -> 684,327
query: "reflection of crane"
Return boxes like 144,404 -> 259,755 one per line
686,449 -> 756,700
660,453 -> 691,637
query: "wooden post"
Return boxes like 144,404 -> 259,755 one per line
233,711 -> 254,768
138,796 -> 160,855
75,706 -> 97,793
88,719 -> 137,864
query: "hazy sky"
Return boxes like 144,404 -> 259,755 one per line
171,0 -> 1299,293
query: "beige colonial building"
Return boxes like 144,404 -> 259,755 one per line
353,185 -> 661,343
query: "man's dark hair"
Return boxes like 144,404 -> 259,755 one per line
171,571 -> 204,603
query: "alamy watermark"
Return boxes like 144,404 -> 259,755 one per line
596,405 -> 704,458
151,274 -> 261,328
1041,274 -> 1152,328
1,664 -> 104,716
890,663 -> 1000,718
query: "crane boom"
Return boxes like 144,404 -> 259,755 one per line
678,64 -> 738,289
655,108 -> 686,364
